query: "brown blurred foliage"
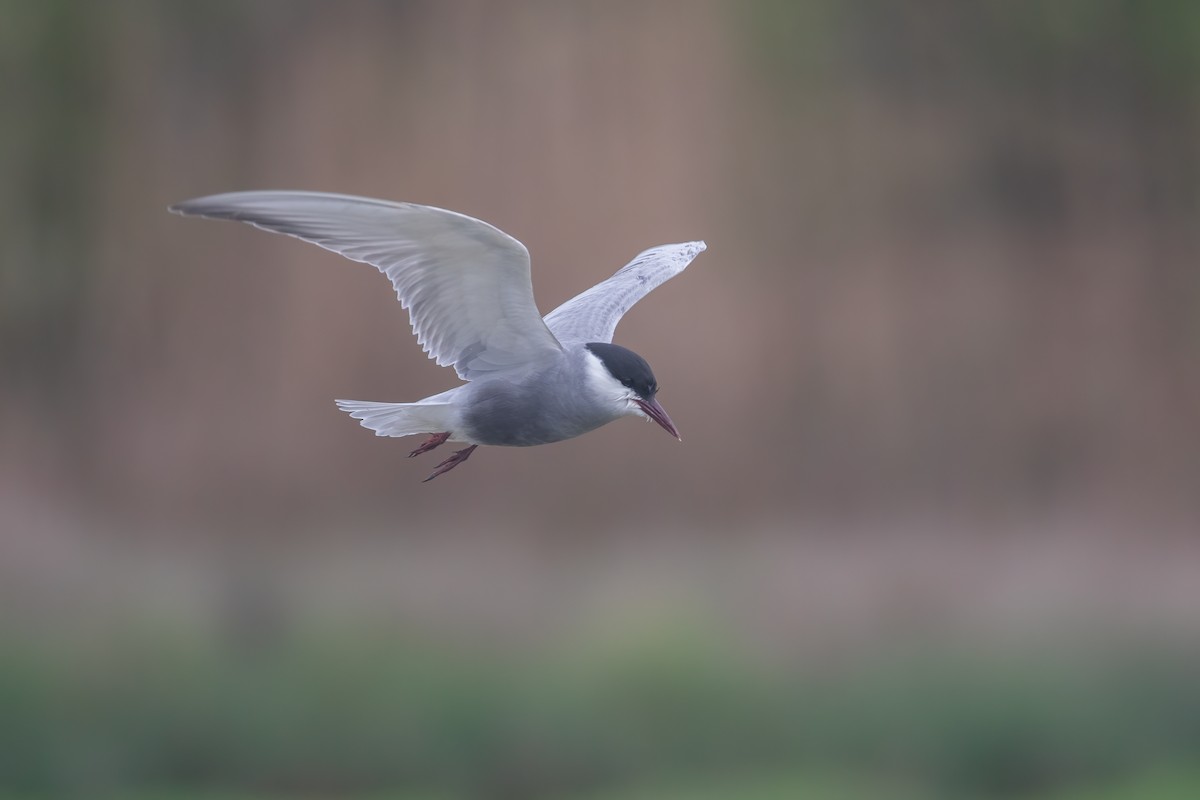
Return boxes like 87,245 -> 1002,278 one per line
3,0 -> 1199,537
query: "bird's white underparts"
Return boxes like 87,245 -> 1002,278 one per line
170,191 -> 705,481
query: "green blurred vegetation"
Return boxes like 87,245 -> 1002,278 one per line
1,628 -> 1198,799
0,0 -> 104,393
747,0 -> 1200,90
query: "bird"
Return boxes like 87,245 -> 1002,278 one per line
169,191 -> 705,481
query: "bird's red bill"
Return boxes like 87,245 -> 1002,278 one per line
635,397 -> 681,441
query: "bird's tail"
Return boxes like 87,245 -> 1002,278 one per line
334,399 -> 455,438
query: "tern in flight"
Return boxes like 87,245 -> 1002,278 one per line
171,192 -> 705,481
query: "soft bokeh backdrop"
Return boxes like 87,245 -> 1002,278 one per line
2,1 -> 1199,798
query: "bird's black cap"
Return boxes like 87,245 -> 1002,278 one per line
586,342 -> 658,399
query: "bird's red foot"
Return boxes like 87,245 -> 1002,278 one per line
422,444 -> 478,482
408,431 -> 451,458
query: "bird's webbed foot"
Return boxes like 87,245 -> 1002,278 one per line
409,431 -> 451,458
422,444 -> 478,482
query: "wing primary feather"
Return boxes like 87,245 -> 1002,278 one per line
544,240 -> 706,344
171,191 -> 563,380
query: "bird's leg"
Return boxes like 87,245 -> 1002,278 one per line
422,445 -> 478,482
408,431 -> 451,458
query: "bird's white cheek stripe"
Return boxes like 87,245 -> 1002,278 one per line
582,350 -> 630,401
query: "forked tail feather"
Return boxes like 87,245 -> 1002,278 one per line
334,399 -> 454,438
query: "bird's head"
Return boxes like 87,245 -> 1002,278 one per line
584,342 -> 680,440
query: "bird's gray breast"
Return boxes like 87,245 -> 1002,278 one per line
460,358 -> 617,447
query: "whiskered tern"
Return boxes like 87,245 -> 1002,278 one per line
170,192 -> 705,481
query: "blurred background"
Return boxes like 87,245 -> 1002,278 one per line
3,1 -> 1200,798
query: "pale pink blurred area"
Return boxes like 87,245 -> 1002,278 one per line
3,2 -> 1200,796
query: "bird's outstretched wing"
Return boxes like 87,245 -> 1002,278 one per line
169,191 -> 563,380
543,241 -> 706,345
